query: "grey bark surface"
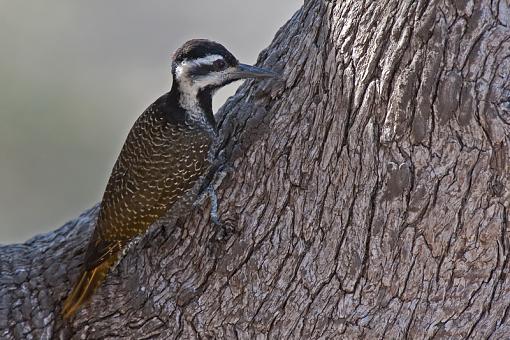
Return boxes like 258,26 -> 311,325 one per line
2,0 -> 510,338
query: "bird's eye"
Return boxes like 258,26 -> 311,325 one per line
213,59 -> 227,71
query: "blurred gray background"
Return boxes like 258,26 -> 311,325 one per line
0,1 -> 299,243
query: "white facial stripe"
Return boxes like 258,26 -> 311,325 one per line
191,54 -> 224,65
174,54 -> 225,80
192,67 -> 234,88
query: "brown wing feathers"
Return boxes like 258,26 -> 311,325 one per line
63,103 -> 212,318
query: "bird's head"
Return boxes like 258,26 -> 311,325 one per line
171,39 -> 276,96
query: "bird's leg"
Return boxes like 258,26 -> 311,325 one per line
207,185 -> 221,226
193,160 -> 236,244
206,185 -> 235,241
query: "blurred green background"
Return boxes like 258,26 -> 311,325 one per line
0,1 -> 298,243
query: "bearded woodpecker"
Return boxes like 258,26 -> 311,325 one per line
62,39 -> 276,318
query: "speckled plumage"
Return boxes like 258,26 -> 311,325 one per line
84,93 -> 214,271
62,88 -> 216,318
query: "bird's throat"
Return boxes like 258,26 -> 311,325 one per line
173,81 -> 216,130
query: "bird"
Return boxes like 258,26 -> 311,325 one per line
62,39 -> 276,319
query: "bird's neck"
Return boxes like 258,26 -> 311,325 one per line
170,80 -> 216,130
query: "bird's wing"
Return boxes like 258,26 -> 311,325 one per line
83,104 -> 213,270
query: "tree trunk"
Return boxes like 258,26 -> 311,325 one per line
2,0 -> 510,338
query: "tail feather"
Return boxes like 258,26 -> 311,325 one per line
62,261 -> 112,319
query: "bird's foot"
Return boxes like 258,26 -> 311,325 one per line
207,216 -> 236,257
210,215 -> 236,242
207,186 -> 236,242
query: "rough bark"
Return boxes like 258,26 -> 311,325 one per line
2,0 -> 510,338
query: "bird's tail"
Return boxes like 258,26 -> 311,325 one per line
62,260 -> 113,319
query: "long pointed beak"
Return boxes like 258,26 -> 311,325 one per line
232,63 -> 278,80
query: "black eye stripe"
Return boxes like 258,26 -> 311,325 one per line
213,59 -> 226,69
192,64 -> 215,76
191,60 -> 227,76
